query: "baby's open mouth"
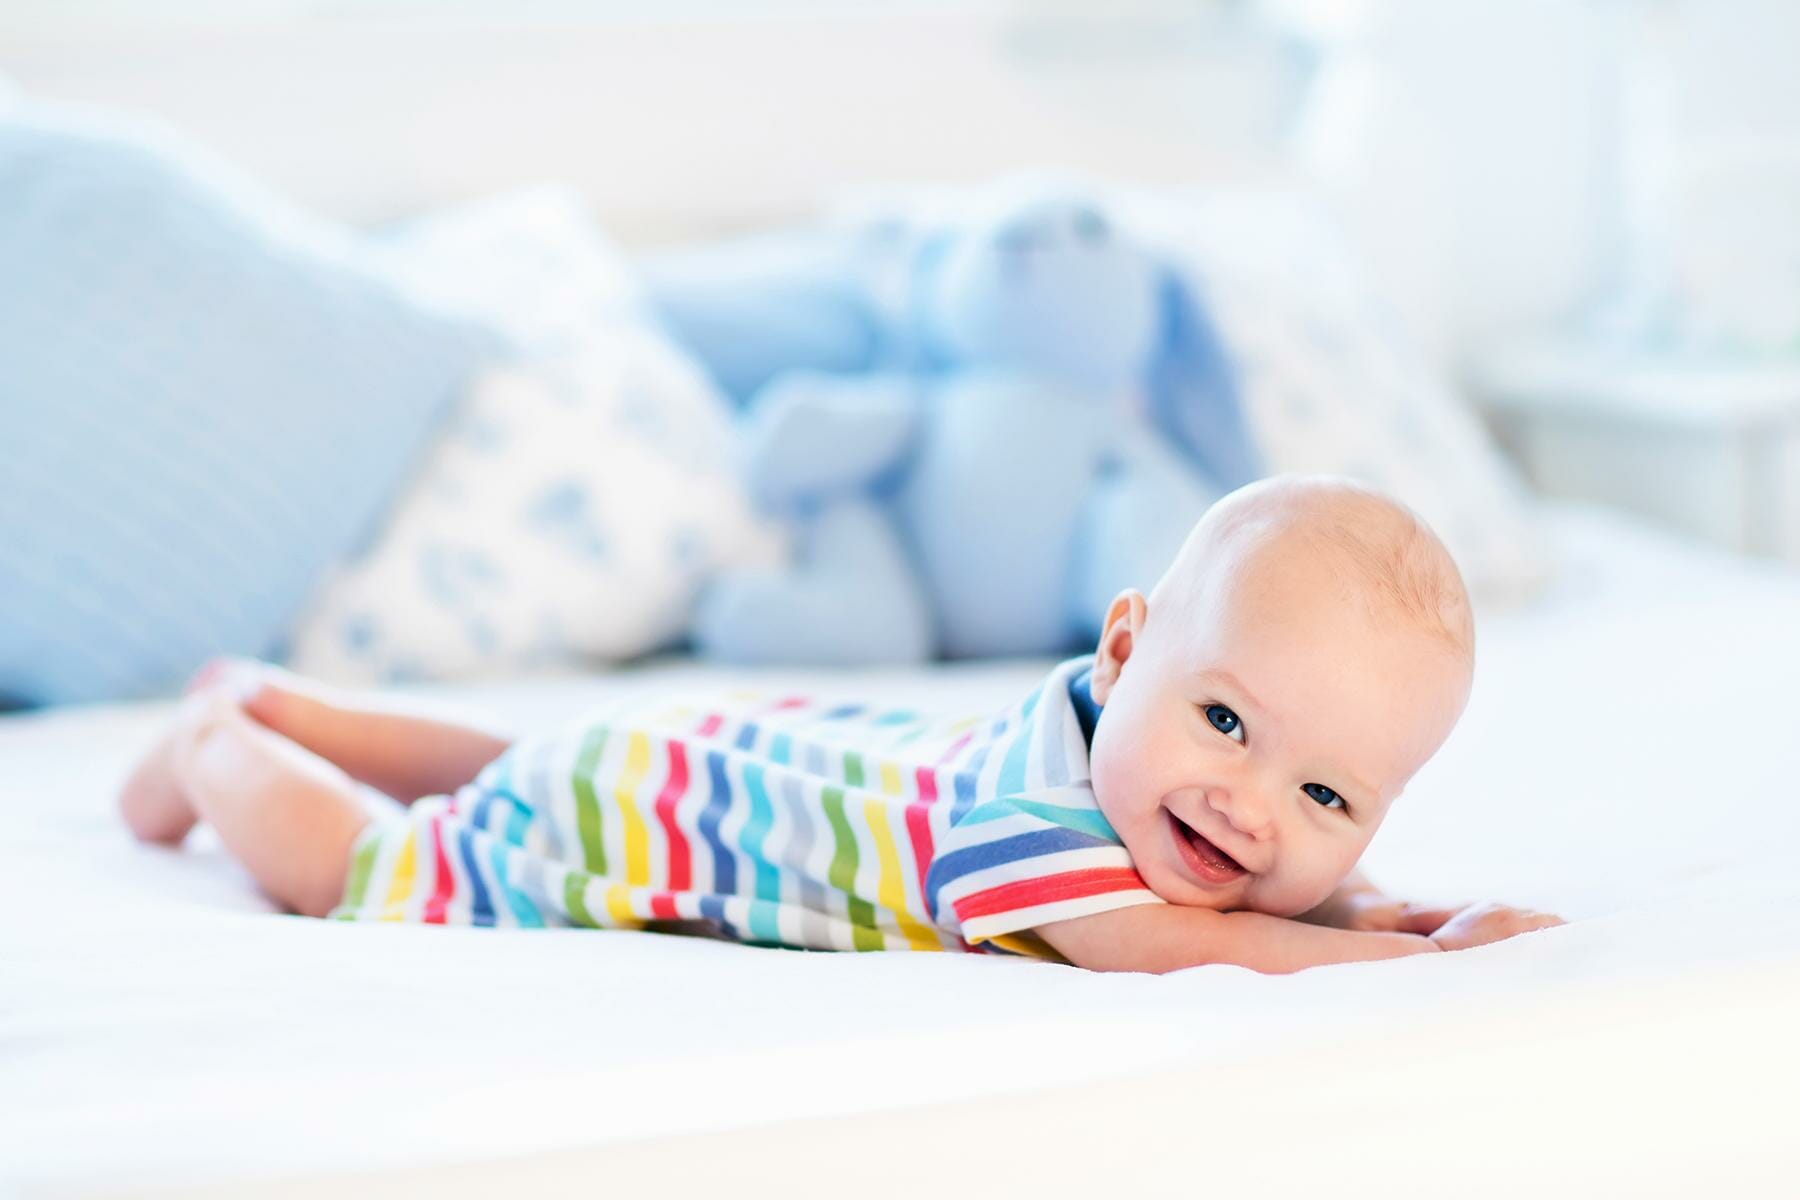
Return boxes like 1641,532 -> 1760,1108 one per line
1167,809 -> 1248,884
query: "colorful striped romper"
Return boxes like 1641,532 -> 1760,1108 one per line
330,656 -> 1168,960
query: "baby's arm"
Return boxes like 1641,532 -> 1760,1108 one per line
1034,904 -> 1439,975
1036,896 -> 1566,974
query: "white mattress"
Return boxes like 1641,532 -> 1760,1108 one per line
6,502 -> 1799,1196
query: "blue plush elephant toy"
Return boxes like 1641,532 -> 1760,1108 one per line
645,188 -> 1263,664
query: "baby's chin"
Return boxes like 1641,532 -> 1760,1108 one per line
1133,848 -> 1250,911
1127,809 -> 1264,910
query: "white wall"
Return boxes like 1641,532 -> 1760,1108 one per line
0,3 -> 1302,238
3,1 -> 1795,366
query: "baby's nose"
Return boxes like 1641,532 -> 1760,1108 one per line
1206,786 -> 1271,839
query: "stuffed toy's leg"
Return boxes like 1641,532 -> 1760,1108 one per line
693,500 -> 933,665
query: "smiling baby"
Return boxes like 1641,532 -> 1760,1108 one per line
121,473 -> 1561,972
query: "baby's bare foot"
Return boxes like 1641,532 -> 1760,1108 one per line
119,686 -> 241,844
196,657 -> 362,757
183,656 -> 271,705
183,656 -> 334,742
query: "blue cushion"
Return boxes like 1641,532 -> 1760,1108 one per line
0,106 -> 489,706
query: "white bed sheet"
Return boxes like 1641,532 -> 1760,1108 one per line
5,502 -> 1799,1195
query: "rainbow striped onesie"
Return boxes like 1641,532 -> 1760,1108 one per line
330,656 -> 1167,960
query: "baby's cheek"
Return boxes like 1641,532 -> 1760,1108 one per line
1265,854 -> 1355,917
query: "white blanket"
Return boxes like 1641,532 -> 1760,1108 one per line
5,503 -> 1798,1195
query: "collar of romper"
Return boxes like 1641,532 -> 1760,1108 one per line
1067,657 -> 1103,750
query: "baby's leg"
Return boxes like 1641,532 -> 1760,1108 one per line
126,688 -> 379,917
195,658 -> 514,804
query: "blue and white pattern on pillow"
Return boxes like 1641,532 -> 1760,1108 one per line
0,105 -> 487,707
282,189 -> 785,684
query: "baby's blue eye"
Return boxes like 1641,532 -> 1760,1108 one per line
1203,704 -> 1245,744
1303,783 -> 1345,810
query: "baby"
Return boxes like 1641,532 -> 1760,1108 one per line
120,474 -> 1562,973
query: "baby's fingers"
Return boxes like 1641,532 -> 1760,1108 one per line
1428,903 -> 1566,951
1396,903 -> 1465,935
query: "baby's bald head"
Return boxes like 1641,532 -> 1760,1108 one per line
1148,475 -> 1474,673
1086,474 -> 1477,917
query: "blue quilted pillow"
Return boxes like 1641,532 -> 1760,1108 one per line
0,106 -> 489,707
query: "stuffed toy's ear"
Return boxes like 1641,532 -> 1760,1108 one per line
1144,266 -> 1264,492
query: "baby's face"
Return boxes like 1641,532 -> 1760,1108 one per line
1087,544 -> 1471,918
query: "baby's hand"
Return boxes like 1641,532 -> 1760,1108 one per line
1329,891 -> 1464,936
1426,902 -> 1565,952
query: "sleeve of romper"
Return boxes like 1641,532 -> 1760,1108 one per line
925,784 -> 1165,955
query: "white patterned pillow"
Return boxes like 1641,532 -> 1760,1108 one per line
1112,186 -> 1552,606
282,189 -> 785,683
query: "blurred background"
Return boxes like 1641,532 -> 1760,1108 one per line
4,0 -> 1799,706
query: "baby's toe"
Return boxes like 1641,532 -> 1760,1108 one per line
119,712 -> 207,844
183,656 -> 267,700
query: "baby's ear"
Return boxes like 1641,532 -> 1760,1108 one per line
1089,590 -> 1146,704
